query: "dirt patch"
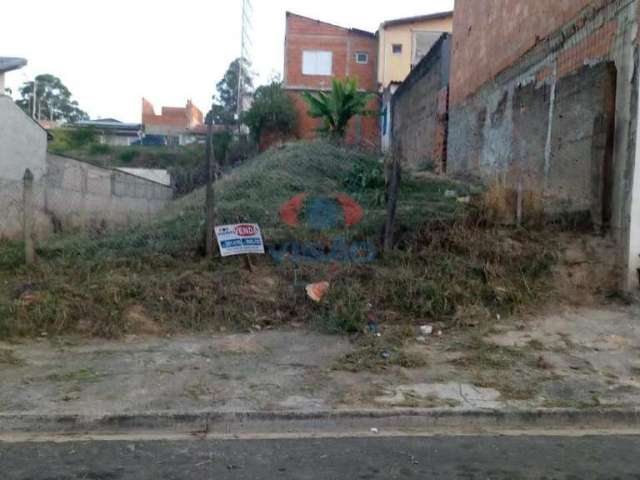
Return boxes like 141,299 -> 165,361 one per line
124,305 -> 164,336
0,348 -> 23,367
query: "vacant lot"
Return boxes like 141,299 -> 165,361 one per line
0,141 -> 606,340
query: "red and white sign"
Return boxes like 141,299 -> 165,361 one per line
215,223 -> 265,257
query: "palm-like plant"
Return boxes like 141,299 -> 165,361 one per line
301,78 -> 375,139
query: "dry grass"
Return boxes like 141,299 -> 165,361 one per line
0,141 -> 560,340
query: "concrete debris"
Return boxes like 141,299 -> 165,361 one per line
419,325 -> 434,336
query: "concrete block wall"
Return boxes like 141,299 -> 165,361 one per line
0,96 -> 50,239
448,0 -> 640,289
391,35 -> 451,171
45,154 -> 173,232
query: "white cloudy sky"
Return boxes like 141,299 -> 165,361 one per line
2,0 -> 453,122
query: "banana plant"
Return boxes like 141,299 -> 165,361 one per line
301,78 -> 376,139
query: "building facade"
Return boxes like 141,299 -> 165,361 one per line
74,119 -> 142,146
377,12 -> 454,90
142,98 -> 206,146
392,34 -> 451,172
283,12 -> 380,147
447,0 -> 640,290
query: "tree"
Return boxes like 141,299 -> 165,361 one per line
208,58 -> 254,125
244,81 -> 297,143
16,74 -> 88,123
301,78 -> 375,139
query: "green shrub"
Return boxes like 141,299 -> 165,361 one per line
118,149 -> 138,162
244,81 -> 297,143
89,143 -> 111,155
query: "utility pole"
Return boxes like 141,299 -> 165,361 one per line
31,78 -> 37,119
237,0 -> 253,131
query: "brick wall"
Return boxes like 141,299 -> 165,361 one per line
284,13 -> 380,147
450,0 -> 612,105
142,98 -> 204,129
447,0 -> 640,288
391,35 -> 451,172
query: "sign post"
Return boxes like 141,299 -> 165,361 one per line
215,224 -> 265,258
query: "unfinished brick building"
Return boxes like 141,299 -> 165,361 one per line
283,12 -> 380,147
447,0 -> 640,290
142,98 -> 206,146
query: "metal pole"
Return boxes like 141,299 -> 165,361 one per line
31,79 -> 37,119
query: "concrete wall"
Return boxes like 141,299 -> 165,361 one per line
448,0 -> 640,289
391,35 -> 451,171
0,95 -> 50,238
45,154 -> 173,232
378,16 -> 453,88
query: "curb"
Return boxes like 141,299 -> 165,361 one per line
1,408 -> 640,435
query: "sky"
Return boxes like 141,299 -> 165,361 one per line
2,0 -> 454,123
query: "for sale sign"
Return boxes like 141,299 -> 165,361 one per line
215,224 -> 265,257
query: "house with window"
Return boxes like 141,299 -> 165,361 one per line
377,11 -> 453,90
73,118 -> 142,146
283,12 -> 379,147
377,11 -> 453,152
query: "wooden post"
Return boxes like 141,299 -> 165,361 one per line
23,168 -> 35,265
516,175 -> 524,228
205,118 -> 217,258
384,155 -> 401,254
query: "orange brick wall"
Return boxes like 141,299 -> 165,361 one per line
289,91 -> 380,148
283,13 -> 380,146
284,13 -> 378,91
450,0 -> 615,104
142,98 -> 204,129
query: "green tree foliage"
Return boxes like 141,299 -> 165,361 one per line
301,78 -> 375,139
244,81 -> 297,142
208,58 -> 254,125
16,74 -> 88,123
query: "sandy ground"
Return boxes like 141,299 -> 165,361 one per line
0,305 -> 638,417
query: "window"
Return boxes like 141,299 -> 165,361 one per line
392,44 -> 403,55
355,52 -> 369,64
302,51 -> 333,76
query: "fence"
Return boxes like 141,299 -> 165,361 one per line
0,155 -> 174,240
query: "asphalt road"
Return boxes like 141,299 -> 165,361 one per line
1,435 -> 640,479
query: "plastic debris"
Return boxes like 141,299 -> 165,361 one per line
381,351 -> 391,360
367,319 -> 380,335
370,428 -> 379,434
419,325 -> 434,336
306,281 -> 330,302
457,196 -> 471,204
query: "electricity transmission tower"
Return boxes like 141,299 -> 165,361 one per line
237,0 -> 253,124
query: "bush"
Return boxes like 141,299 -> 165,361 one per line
118,148 -> 139,163
89,143 -> 112,155
344,157 -> 385,192
224,136 -> 257,166
244,81 -> 297,144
